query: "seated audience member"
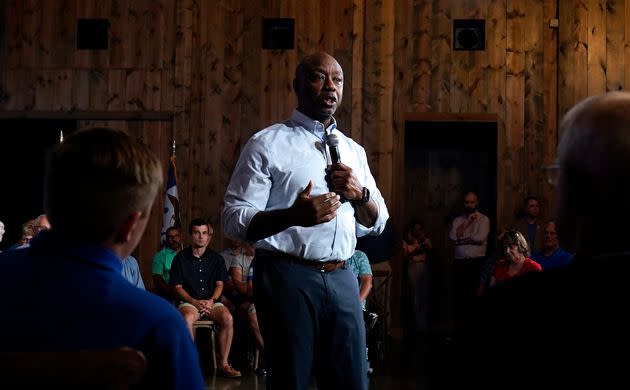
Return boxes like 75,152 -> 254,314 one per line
152,226 -> 182,299
530,221 -> 574,271
489,230 -> 542,288
6,220 -> 36,251
346,249 -> 374,310
453,92 -> 630,388
346,250 -> 375,374
219,238 -> 244,301
0,127 -> 204,389
33,214 -> 51,233
122,255 -> 145,290
228,241 -> 266,375
170,218 -> 241,378
8,215 -> 50,250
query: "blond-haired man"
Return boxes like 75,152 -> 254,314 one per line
0,127 -> 204,389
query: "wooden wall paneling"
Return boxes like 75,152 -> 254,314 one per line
160,69 -> 175,111
487,0 -> 506,226
295,1 -> 318,54
161,0 -> 175,70
144,69 -> 162,110
72,68 -> 90,110
450,3 -> 470,113
468,0 -> 489,113
5,0 -> 23,68
53,0 -> 77,69
22,0 -> 42,69
34,70 -> 53,110
626,0 -> 630,91
557,0 -> 575,135
125,0 -> 142,68
429,0 -> 451,112
361,1 -> 379,176
1,70 -> 21,110
173,0 -> 193,230
278,0 -> 297,123
107,68 -> 126,110
217,0 -> 244,247
184,0 -> 203,225
74,0 -> 93,68
52,70 -> 72,110
39,0 -> 55,68
392,0 -> 414,230
124,69 -> 144,110
109,0 -> 128,68
606,0 -> 625,92
89,69 -> 108,110
416,1 -> 433,113
240,2 -> 261,144
197,0 -> 223,232
330,0 -> 352,132
587,0 -> 606,95
523,0 -> 544,202
542,0 -> 558,222
376,0 -> 394,206
573,1 -> 589,104
350,0 -> 364,141
505,0 -> 526,222
147,0 -> 165,69
259,4 -> 274,129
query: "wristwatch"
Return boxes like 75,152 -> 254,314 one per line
352,186 -> 370,206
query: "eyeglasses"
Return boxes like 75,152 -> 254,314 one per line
541,162 -> 560,186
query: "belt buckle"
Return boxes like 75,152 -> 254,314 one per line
318,263 -> 327,272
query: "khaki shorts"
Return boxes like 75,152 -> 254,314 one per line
178,301 -> 224,319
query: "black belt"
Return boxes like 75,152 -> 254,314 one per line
256,249 -> 346,273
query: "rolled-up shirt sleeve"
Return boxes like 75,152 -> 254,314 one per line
222,137 -> 272,241
353,146 -> 389,237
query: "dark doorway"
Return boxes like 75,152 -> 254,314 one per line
404,120 -> 497,259
0,119 -> 76,249
403,119 -> 497,341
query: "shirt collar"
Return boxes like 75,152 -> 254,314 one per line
291,109 -> 337,141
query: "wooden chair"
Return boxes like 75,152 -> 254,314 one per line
192,319 -> 218,371
0,347 -> 146,389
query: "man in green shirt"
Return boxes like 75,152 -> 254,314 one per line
152,226 -> 182,299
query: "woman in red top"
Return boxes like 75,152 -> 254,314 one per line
490,230 -> 542,287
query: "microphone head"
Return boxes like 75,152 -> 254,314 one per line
326,133 -> 339,147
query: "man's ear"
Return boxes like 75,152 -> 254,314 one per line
114,211 -> 143,244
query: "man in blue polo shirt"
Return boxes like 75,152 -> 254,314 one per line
0,127 -> 205,389
531,221 -> 574,271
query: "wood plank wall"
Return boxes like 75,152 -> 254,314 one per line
1,0 -> 629,304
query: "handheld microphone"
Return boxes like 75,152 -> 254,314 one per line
326,133 -> 347,202
327,133 -> 341,164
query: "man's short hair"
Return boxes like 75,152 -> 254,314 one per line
189,218 -> 210,234
523,195 -> 538,205
165,226 -> 181,235
44,127 -> 163,241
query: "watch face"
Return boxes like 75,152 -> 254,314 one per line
363,187 -> 370,203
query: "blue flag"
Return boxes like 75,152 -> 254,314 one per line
161,155 -> 182,244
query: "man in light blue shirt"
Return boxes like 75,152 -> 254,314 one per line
223,51 -> 389,390
122,255 -> 145,290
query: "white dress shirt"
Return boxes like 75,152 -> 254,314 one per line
222,109 -> 389,262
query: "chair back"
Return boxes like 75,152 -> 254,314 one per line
0,347 -> 147,389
